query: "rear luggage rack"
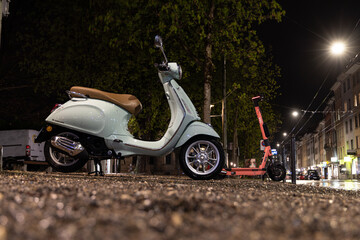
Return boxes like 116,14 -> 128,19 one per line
66,90 -> 88,99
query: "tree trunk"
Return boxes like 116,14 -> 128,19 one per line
135,155 -> 147,173
232,107 -> 239,163
203,1 -> 215,124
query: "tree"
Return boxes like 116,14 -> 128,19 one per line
223,52 -> 282,164
18,0 -> 172,140
157,0 -> 284,123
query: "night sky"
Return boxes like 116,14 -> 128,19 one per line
259,0 -> 360,143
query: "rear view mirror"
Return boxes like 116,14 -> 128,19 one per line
154,35 -> 168,64
154,35 -> 163,48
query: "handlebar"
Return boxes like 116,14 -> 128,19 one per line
154,63 -> 169,71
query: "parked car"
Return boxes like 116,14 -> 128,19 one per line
306,170 -> 320,180
297,173 -> 305,180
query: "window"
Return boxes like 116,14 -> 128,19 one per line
344,101 -> 347,112
355,94 -> 358,107
348,99 -> 351,110
356,116 -> 358,128
350,119 -> 353,131
149,157 -> 155,165
351,139 -> 354,150
345,121 -> 348,133
348,78 -> 351,90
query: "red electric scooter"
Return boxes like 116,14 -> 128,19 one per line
221,96 -> 286,181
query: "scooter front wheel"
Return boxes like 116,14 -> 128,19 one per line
44,132 -> 89,172
180,137 -> 225,180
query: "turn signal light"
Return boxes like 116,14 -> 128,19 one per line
46,126 -> 53,132
25,145 -> 31,156
51,104 -> 62,113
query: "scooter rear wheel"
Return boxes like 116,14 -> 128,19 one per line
180,137 -> 225,180
44,132 -> 88,172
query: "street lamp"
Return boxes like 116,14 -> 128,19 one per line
283,132 -> 287,137
292,111 -> 299,117
330,41 -> 346,56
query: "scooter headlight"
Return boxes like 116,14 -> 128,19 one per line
178,64 -> 182,80
167,62 -> 183,80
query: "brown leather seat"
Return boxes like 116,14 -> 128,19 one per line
70,86 -> 142,115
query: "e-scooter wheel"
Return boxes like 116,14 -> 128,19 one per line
267,164 -> 286,181
44,132 -> 88,172
180,137 -> 225,180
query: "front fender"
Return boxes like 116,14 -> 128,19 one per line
175,121 -> 220,148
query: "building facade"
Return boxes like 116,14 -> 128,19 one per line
295,60 -> 360,179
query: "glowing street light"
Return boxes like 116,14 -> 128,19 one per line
283,132 -> 287,137
330,41 -> 346,55
292,111 -> 299,117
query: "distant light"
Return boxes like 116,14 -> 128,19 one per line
292,111 -> 299,117
330,42 -> 346,55
276,143 -> 280,147
210,104 -> 214,109
283,132 -> 287,137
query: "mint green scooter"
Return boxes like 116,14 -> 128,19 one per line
35,36 -> 225,180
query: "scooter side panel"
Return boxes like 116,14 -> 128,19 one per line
46,98 -> 132,138
175,121 -> 220,148
107,80 -> 201,157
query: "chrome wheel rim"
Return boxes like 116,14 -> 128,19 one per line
49,147 -> 78,166
49,132 -> 79,166
185,140 -> 220,175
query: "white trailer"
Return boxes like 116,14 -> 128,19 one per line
0,129 -> 48,170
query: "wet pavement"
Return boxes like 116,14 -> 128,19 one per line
296,179 -> 360,191
1,171 -> 360,240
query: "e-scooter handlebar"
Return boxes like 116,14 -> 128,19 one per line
252,95 -> 263,107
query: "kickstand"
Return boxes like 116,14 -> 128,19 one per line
88,159 -> 104,176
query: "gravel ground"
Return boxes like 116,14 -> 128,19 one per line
0,171 -> 360,240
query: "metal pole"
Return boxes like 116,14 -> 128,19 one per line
291,135 -> 296,184
282,145 -> 286,170
0,145 -> 3,171
222,56 -> 228,167
0,0 -> 3,48
282,145 -> 286,183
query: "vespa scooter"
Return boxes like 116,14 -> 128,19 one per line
35,35 -> 225,180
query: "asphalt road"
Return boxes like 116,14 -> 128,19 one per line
0,171 -> 360,240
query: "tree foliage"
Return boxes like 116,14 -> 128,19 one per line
155,0 -> 284,123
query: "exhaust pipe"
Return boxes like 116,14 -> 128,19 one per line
51,136 -> 85,157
